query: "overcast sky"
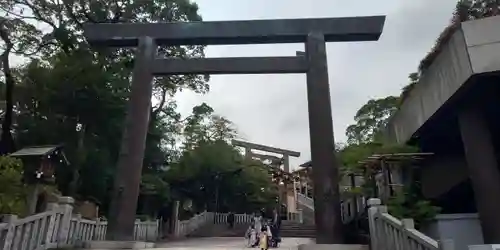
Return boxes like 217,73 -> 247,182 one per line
174,0 -> 458,168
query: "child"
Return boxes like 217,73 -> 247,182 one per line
259,226 -> 269,250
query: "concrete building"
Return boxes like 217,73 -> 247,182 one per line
385,15 -> 500,246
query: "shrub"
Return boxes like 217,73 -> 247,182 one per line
0,156 -> 28,215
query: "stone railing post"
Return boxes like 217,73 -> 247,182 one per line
438,239 -> 455,250
297,209 -> 304,223
172,200 -> 180,236
134,219 -> 141,240
44,202 -> 59,246
93,217 -> 101,240
401,218 -> 415,249
367,198 -> 381,250
73,214 -> 82,246
469,245 -> 500,250
1,215 -> 18,250
57,196 -> 74,247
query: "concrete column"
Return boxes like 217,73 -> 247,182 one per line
305,32 -> 343,243
458,106 -> 500,243
107,36 -> 156,241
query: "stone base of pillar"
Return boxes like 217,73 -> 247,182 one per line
298,244 -> 368,250
82,241 -> 155,249
468,245 -> 500,250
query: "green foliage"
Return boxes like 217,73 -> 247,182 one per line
166,140 -> 277,213
387,186 -> 441,228
339,142 -> 419,173
342,86 -> 439,226
345,96 -> 400,145
400,73 -> 420,102
0,156 -> 27,215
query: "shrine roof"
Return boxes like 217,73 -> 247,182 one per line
10,145 -> 63,157
358,152 -> 433,166
10,145 -> 70,165
299,160 -> 312,168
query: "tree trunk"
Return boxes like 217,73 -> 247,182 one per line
0,25 -> 16,155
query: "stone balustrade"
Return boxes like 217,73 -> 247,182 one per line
296,191 -> 366,224
0,197 -> 159,250
367,198 -> 454,250
175,211 -> 213,237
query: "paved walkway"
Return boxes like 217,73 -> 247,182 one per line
155,237 -> 314,250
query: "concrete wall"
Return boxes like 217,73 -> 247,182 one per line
462,16 -> 500,74
422,214 -> 484,250
420,155 -> 469,198
386,16 -> 500,144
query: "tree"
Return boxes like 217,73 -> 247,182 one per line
182,103 -> 238,149
400,72 -> 419,102
345,96 -> 400,144
0,16 -> 42,154
168,140 -> 276,214
0,0 -> 210,213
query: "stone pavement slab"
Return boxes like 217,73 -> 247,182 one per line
154,237 -> 314,250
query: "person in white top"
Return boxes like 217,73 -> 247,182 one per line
253,212 -> 263,234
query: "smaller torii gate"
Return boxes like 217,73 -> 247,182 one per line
232,139 -> 300,214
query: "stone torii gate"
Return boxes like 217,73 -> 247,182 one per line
83,16 -> 385,244
232,139 -> 300,213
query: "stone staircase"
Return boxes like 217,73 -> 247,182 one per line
187,220 -> 317,239
280,221 -> 315,238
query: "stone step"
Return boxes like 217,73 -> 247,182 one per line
299,244 -> 369,250
188,223 -> 250,237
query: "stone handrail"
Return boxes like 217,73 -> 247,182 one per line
175,211 -> 212,237
297,193 -> 314,210
296,192 -> 365,224
213,211 -> 303,224
287,211 -> 303,223
213,212 -> 253,224
0,197 -> 159,250
0,207 -> 65,250
134,219 -> 159,241
367,198 -> 454,250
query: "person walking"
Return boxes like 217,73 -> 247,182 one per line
253,211 -> 263,235
227,212 -> 235,229
271,208 -> 281,243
